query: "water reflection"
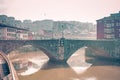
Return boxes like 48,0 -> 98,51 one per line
20,47 -> 92,75
17,47 -> 120,80
67,47 -> 92,74
20,56 -> 49,76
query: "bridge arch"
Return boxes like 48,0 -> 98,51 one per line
29,44 -> 58,61
9,44 -> 59,62
0,40 -> 59,61
86,46 -> 111,58
67,46 -> 87,62
65,40 -> 113,59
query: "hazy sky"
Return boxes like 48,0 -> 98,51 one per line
0,0 -> 120,23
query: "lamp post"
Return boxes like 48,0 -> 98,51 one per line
52,27 -> 53,39
61,25 -> 64,38
52,26 -> 54,39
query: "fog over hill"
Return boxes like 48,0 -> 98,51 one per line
0,15 -> 96,31
0,15 -> 96,39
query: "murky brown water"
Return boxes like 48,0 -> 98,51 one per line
18,60 -> 120,80
12,48 -> 120,80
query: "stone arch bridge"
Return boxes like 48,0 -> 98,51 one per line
0,38 -> 120,62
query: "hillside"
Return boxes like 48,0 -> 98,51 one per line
0,15 -> 96,39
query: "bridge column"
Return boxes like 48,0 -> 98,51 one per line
58,38 -> 65,61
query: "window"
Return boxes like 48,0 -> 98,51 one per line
104,34 -> 115,39
111,23 -> 114,27
115,22 -> 120,26
7,33 -> 16,37
104,23 -> 112,28
7,28 -> 16,32
118,23 -> 120,26
119,34 -> 120,37
104,28 -> 114,33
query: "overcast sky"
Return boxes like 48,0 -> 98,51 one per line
0,0 -> 120,23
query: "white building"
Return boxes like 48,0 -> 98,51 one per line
0,23 -> 29,40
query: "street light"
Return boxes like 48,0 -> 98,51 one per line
62,25 -> 64,38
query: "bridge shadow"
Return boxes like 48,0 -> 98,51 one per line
9,44 -> 120,77
40,60 -> 70,70
39,46 -> 120,70
85,47 -> 120,66
85,57 -> 120,67
36,60 -> 92,77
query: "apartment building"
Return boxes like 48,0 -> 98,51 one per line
97,11 -> 120,39
0,24 -> 29,40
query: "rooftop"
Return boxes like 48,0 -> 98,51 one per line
0,23 -> 29,31
97,11 -> 120,21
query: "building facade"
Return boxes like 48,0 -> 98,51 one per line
0,24 -> 29,40
97,11 -> 120,39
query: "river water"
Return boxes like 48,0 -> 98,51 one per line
17,48 -> 120,80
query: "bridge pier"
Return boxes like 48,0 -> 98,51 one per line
49,58 -> 67,63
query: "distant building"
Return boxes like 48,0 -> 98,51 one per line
28,32 -> 34,40
97,11 -> 120,39
42,30 -> 53,39
34,30 -> 53,39
0,23 -> 29,40
16,29 -> 28,40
